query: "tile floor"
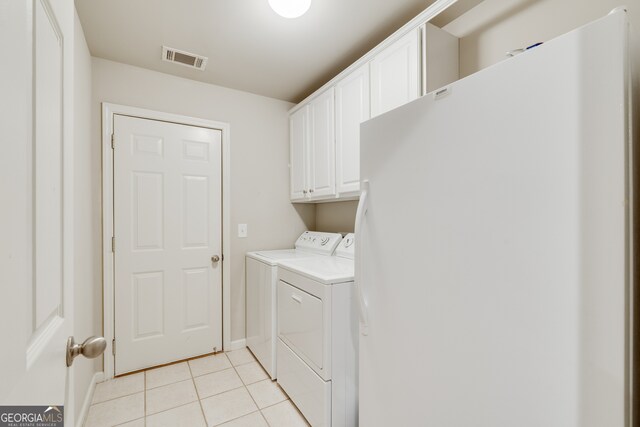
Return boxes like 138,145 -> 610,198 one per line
84,348 -> 310,427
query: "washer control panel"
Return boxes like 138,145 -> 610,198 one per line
335,233 -> 355,259
295,231 -> 342,255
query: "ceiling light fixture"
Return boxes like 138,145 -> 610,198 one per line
268,0 -> 311,18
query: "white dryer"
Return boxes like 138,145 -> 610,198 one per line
245,231 -> 342,379
276,234 -> 356,427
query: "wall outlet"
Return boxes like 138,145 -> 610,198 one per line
238,224 -> 247,238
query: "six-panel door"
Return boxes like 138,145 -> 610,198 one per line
113,115 -> 222,374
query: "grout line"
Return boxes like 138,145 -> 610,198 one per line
119,351 -> 220,378
144,363 -> 192,391
213,410 -> 261,427
242,373 -> 261,410
229,359 -> 256,368
228,347 -> 259,369
187,358 -> 209,426
143,370 -> 147,424
258,409 -> 270,427
113,416 -> 145,427
90,389 -> 145,406
199,384 -> 246,401
190,354 -> 233,379
213,353 -> 262,426
259,397 -> 290,412
144,400 -> 202,421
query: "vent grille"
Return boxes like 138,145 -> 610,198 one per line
162,46 -> 208,71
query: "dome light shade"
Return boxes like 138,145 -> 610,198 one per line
268,0 -> 311,18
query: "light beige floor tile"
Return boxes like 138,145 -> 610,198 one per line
200,387 -> 258,426
85,393 -> 144,427
194,367 -> 243,398
146,362 -> 191,389
92,373 -> 144,404
146,379 -> 198,415
225,348 -> 255,367
261,400 -> 309,427
114,418 -> 145,427
219,411 -> 268,427
189,353 -> 232,377
247,380 -> 288,409
145,402 -> 206,427
235,361 -> 269,385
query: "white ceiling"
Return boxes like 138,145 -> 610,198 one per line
76,0 -> 445,102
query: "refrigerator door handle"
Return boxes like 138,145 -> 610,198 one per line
355,180 -> 370,336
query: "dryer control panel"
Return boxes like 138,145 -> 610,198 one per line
335,233 -> 355,259
295,231 -> 342,256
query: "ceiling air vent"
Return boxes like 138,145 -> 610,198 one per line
162,46 -> 208,71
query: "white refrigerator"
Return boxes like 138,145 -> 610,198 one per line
356,10 -> 635,427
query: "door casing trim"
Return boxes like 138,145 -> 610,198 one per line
101,102 -> 231,380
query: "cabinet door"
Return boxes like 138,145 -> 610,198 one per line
290,106 -> 308,201
308,88 -> 336,199
335,63 -> 370,195
370,29 -> 421,117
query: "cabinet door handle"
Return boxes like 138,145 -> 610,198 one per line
309,189 -> 314,193
291,294 -> 302,304
303,190 -> 308,194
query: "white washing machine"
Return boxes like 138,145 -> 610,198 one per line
276,234 -> 356,427
245,231 -> 343,380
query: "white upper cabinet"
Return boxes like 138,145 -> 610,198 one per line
289,13 -> 459,203
290,106 -> 308,201
308,88 -> 336,198
370,29 -> 421,118
335,63 -> 370,196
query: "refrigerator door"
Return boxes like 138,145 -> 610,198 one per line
358,11 -> 631,427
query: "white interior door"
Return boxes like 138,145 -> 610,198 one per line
1,0 -> 73,420
113,115 -> 222,375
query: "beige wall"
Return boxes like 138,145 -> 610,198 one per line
315,201 -> 358,233
91,58 -> 315,343
73,9 -> 101,421
444,0 -> 639,78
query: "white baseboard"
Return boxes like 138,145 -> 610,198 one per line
77,371 -> 104,427
228,339 -> 246,351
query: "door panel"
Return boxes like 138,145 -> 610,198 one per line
370,29 -> 420,117
290,107 -> 308,200
336,64 -> 370,195
308,88 -> 336,198
182,267 -> 210,331
114,115 -> 222,374
1,0 -> 72,415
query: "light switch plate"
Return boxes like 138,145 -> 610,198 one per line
238,224 -> 247,238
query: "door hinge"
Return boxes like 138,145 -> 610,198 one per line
111,134 -> 115,149
221,254 -> 224,261
112,339 -> 116,356
111,236 -> 115,253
